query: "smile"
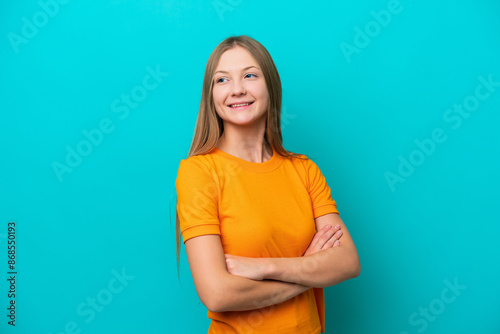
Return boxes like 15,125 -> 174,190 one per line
228,101 -> 254,108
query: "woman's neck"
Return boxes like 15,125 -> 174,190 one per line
215,128 -> 272,163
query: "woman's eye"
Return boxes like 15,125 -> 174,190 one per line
216,77 -> 227,83
245,73 -> 257,78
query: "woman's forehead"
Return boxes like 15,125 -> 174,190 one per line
215,47 -> 260,73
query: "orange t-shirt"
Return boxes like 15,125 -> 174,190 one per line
175,145 -> 339,334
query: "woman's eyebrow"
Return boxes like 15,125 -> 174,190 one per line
215,66 -> 260,75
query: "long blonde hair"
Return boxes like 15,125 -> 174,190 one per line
174,35 -> 307,271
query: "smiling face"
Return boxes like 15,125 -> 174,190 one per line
212,46 -> 269,128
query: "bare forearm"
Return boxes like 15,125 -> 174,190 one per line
212,274 -> 310,312
224,215 -> 361,288
264,246 -> 360,288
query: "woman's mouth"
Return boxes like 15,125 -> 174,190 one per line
228,101 -> 254,109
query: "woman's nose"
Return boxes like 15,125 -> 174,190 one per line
231,79 -> 246,95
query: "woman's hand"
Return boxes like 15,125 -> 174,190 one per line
303,224 -> 343,256
225,254 -> 268,281
225,224 -> 343,280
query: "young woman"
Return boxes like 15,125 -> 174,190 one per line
175,35 -> 360,334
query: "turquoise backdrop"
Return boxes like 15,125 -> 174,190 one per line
1,0 -> 499,333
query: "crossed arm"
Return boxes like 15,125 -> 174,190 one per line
184,213 -> 360,313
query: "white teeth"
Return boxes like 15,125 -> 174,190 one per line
230,102 -> 252,107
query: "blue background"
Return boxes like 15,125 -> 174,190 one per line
1,0 -> 499,333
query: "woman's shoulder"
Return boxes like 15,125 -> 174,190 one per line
283,151 -> 326,176
178,151 -> 216,170
177,147 -> 233,179
282,150 -> 311,165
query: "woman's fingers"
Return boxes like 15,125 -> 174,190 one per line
308,225 -> 330,248
318,226 -> 342,250
323,229 -> 342,250
304,224 -> 343,255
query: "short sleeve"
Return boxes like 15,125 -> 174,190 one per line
305,158 -> 339,218
175,159 -> 220,243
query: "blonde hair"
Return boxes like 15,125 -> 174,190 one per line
174,35 -> 307,271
